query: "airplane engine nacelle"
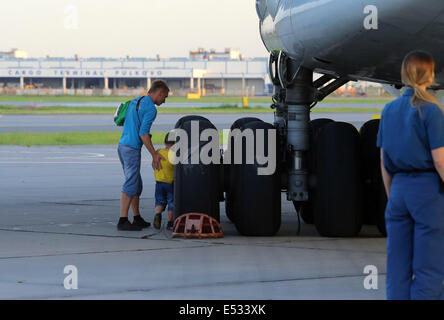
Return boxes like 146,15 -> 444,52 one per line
258,0 -> 380,72
258,0 -> 444,86
255,0 -> 267,20
256,0 -> 281,18
266,0 -> 280,19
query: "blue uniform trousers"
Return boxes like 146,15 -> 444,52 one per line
386,172 -> 444,300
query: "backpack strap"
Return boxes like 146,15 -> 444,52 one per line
135,96 -> 144,126
136,96 -> 144,111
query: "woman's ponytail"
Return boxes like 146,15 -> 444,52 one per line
401,51 -> 444,114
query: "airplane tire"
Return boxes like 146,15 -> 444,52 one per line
376,179 -> 388,236
225,117 -> 264,190
226,120 -> 281,235
313,121 -> 363,237
230,117 -> 263,130
173,116 -> 221,222
174,115 -> 211,129
225,117 -> 264,223
300,118 -> 335,224
360,119 -> 387,236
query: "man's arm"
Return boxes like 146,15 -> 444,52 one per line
380,148 -> 392,197
140,134 -> 164,170
139,99 -> 164,170
432,147 -> 444,182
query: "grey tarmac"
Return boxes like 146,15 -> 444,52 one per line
0,145 -> 387,299
0,112 -> 376,133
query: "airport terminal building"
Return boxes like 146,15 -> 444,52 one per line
0,48 -> 269,96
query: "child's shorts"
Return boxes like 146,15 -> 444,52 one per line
155,181 -> 174,212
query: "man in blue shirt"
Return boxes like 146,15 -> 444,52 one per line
117,80 -> 170,231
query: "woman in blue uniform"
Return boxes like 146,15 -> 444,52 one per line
377,50 -> 444,300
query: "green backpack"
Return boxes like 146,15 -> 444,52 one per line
114,96 -> 144,126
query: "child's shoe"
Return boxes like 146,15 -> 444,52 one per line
153,213 -> 162,229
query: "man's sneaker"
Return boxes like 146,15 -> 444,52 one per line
167,220 -> 174,231
117,220 -> 143,231
133,216 -> 151,228
153,213 -> 162,229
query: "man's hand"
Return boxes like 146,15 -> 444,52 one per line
140,134 -> 164,170
152,151 -> 165,171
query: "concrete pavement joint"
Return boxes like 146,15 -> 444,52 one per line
0,227 -> 386,258
25,272 -> 387,300
185,240 -> 386,254
244,243 -> 386,255
0,244 -> 220,260
39,198 -> 155,205
0,228 -> 177,241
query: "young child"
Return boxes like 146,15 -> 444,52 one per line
153,132 -> 175,230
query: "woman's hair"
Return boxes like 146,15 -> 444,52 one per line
401,50 -> 444,114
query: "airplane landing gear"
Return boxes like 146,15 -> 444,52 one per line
271,51 -> 365,237
269,52 -> 314,203
173,50 -> 387,238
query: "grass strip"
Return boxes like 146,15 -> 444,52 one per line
0,105 -> 383,115
0,131 -> 165,146
0,95 -> 253,103
0,131 -> 232,146
0,105 -> 118,114
0,94 -> 394,104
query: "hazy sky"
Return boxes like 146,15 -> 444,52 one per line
0,0 -> 268,59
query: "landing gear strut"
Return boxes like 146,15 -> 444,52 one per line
270,51 -> 364,237
270,51 -> 315,202
269,52 -> 314,237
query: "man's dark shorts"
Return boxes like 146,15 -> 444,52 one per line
118,143 -> 142,197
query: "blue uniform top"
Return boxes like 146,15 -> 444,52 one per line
377,88 -> 444,175
119,96 -> 157,150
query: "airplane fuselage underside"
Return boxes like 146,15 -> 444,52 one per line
258,0 -> 444,88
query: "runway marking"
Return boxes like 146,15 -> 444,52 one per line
0,160 -> 151,164
0,162 -> 119,165
0,158 -> 120,162
0,124 -> 106,127
45,154 -> 105,160
0,150 -> 105,156
19,151 -> 106,157
0,151 -> 112,163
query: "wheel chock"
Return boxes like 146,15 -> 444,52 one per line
172,213 -> 223,239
